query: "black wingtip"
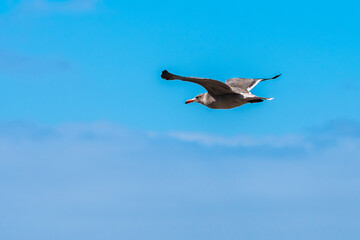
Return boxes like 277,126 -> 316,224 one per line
161,70 -> 168,79
161,70 -> 175,80
272,74 -> 282,79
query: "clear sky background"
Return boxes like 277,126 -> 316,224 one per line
1,0 -> 360,239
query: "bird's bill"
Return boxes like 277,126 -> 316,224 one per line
185,98 -> 195,104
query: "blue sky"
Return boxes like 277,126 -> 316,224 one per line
1,0 -> 360,134
1,0 -> 360,239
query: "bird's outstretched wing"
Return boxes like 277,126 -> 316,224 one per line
226,74 -> 281,94
161,70 -> 235,96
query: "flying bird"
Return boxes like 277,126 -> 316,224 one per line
161,70 -> 281,109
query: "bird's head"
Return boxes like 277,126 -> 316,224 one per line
185,93 -> 206,105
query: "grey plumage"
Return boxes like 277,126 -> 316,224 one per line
226,74 -> 281,94
161,70 -> 281,109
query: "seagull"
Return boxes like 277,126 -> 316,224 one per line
161,70 -> 281,109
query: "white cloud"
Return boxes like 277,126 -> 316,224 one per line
1,120 -> 360,239
166,131 -> 309,148
1,120 -> 359,163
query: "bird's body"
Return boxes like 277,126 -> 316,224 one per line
161,70 -> 280,109
199,93 -> 247,109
